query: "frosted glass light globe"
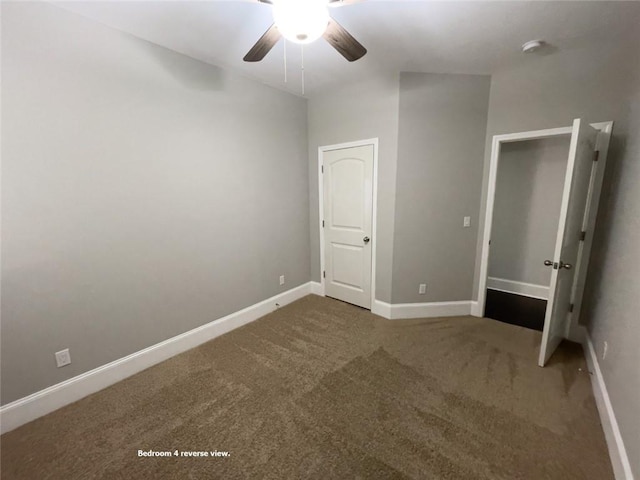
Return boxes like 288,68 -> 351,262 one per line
273,0 -> 330,44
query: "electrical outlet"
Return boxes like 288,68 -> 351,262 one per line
279,275 -> 285,286
55,349 -> 71,368
419,284 -> 427,295
463,216 -> 471,228
603,341 -> 608,360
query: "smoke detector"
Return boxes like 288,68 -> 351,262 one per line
522,40 -> 545,53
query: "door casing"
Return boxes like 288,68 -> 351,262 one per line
318,138 -> 379,309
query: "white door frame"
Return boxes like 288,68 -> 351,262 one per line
565,121 -> 613,340
318,138 -> 379,309
477,122 -> 613,340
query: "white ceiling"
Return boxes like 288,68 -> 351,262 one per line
53,0 -> 640,97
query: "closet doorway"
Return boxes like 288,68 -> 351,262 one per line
485,134 -> 570,332
477,119 -> 613,366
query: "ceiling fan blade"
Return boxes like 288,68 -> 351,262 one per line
243,24 -> 281,62
323,18 -> 367,62
328,0 -> 363,7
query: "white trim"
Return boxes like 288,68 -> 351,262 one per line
390,301 -> 472,320
477,134 -> 502,317
581,326 -> 635,480
565,121 -> 613,340
487,277 -> 549,300
0,282 -> 313,434
477,124 -> 573,317
318,138 -> 379,310
371,300 -> 392,319
373,300 -> 472,320
310,281 -> 323,296
494,126 -> 573,143
470,301 -> 482,317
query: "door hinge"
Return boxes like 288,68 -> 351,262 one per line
321,165 -> 324,173
580,230 -> 586,241
322,220 -> 325,227
323,270 -> 326,278
593,150 -> 600,162
569,303 -> 574,313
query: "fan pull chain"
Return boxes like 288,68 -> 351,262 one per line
301,44 -> 305,95
283,40 -> 287,83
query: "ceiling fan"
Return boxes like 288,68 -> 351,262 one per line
243,0 -> 367,63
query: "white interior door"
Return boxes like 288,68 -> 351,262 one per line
539,119 -> 598,366
323,144 -> 373,309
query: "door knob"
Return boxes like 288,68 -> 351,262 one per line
363,236 -> 370,244
544,260 -> 553,266
559,261 -> 572,270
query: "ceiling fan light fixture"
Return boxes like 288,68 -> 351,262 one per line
273,0 -> 330,44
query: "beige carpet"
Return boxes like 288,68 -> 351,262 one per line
1,295 -> 613,479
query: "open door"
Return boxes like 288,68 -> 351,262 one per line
539,119 -> 598,366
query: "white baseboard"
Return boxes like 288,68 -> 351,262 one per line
580,326 -> 634,480
310,281 -> 323,296
470,301 -> 482,317
0,282 -> 313,435
487,277 -> 549,300
373,300 -> 472,320
371,300 -> 392,319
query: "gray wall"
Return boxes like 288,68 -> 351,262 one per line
473,39 -> 640,300
392,72 -> 490,303
307,76 -> 399,303
3,4 -> 639,470
472,35 -> 640,477
489,137 -> 569,287
1,3 -> 309,405
583,86 -> 640,479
